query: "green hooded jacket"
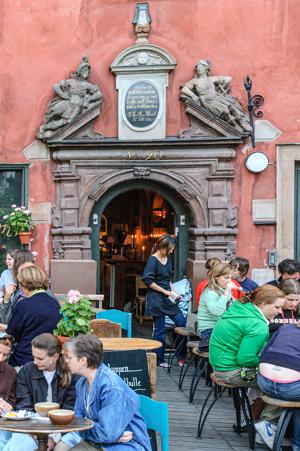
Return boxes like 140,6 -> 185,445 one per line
209,301 -> 269,371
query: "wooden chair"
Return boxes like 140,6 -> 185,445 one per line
90,319 -> 121,338
197,373 -> 255,450
135,275 -> 152,326
96,309 -> 132,337
262,395 -> 300,451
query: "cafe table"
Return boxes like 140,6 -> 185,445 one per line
100,337 -> 162,351
0,417 -> 93,451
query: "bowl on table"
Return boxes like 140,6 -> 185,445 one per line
48,409 -> 75,425
34,402 -> 60,417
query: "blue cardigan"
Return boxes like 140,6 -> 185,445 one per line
260,323 -> 300,371
7,291 -> 62,367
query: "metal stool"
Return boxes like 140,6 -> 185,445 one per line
178,340 -> 200,389
198,373 -> 255,451
262,395 -> 300,451
189,348 -> 211,403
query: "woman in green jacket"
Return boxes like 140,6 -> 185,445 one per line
209,284 -> 285,386
197,263 -> 236,339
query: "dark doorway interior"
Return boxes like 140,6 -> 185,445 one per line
99,190 -> 175,309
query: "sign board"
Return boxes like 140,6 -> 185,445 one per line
103,349 -> 151,397
124,81 -> 160,129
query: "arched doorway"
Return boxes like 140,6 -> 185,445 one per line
89,179 -> 190,308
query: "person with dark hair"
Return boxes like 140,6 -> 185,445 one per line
0,250 -> 35,324
53,334 -> 151,451
209,285 -> 285,387
0,250 -> 16,302
142,234 -> 186,367
0,333 -> 16,414
0,333 -> 78,451
268,278 -> 300,336
267,258 -> 300,287
229,256 -> 258,292
255,324 -> 300,450
3,265 -> 61,367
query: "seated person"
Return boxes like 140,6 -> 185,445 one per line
269,278 -> 300,336
4,265 -> 62,367
209,285 -> 285,387
229,256 -> 258,292
0,333 -> 78,451
0,333 -> 16,414
54,334 -> 151,451
256,324 -> 300,451
195,258 -> 221,308
197,263 -> 236,340
267,258 -> 300,287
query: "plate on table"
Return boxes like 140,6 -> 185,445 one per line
1,411 -> 35,421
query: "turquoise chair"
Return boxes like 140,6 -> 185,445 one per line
96,309 -> 132,337
139,395 -> 169,451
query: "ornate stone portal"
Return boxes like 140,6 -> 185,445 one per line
39,4 -> 250,294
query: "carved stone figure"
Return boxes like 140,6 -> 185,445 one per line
181,60 -> 252,133
123,51 -> 163,66
37,57 -> 103,140
133,3 -> 152,43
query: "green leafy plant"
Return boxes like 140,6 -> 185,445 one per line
2,205 -> 35,236
54,290 -> 93,337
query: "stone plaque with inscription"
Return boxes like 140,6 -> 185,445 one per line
124,81 -> 160,129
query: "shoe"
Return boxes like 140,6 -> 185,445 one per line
158,362 -> 170,368
254,420 -> 277,449
177,359 -> 187,367
255,432 -> 265,445
233,418 -> 247,433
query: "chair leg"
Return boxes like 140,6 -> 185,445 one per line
189,359 -> 208,403
167,334 -> 178,374
232,388 -> 242,435
198,386 -> 227,438
178,353 -> 196,390
272,409 -> 293,451
240,388 -> 255,451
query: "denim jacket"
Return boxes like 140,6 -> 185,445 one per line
62,363 -> 151,451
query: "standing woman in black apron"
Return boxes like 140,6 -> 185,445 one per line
142,234 -> 186,367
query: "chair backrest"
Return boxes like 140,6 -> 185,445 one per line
186,312 -> 198,332
90,319 -> 122,338
139,395 -> 169,451
96,309 -> 132,337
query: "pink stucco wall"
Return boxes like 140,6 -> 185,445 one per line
1,0 -> 300,270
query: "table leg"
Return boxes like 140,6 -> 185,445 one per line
37,433 -> 48,451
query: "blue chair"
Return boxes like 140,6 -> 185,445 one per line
139,395 -> 169,451
96,309 -> 132,337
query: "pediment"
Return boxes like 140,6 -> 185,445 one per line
110,43 -> 176,74
179,97 -> 249,140
46,104 -> 103,142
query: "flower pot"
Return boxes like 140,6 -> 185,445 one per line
18,232 -> 32,245
57,336 -> 69,346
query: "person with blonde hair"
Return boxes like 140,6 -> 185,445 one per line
197,262 -> 236,339
4,265 -> 61,367
209,285 -> 285,387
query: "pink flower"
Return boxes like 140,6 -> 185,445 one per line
15,207 -> 21,211
21,206 -> 26,209
67,289 -> 80,304
11,204 -> 16,208
31,251 -> 38,258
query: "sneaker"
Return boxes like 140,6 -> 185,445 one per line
254,420 -> 277,449
158,362 -> 170,368
177,359 -> 187,367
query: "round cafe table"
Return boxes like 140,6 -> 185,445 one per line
0,417 -> 93,451
100,337 -> 162,351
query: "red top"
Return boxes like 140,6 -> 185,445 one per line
195,278 -> 242,308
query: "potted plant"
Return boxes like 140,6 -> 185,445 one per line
2,205 -> 35,245
54,290 -> 94,343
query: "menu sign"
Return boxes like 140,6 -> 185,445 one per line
124,81 -> 160,128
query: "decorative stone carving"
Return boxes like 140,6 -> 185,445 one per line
133,3 -> 152,44
123,51 -> 164,66
177,183 -> 197,200
133,167 -> 151,178
181,60 -> 252,134
224,247 -> 236,261
53,245 -> 65,260
37,57 -> 103,140
226,207 -> 239,228
51,206 -> 62,228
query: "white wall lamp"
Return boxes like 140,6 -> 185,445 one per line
245,151 -> 269,173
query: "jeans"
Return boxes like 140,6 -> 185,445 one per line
200,329 -> 213,340
258,373 -> 300,447
0,431 -> 37,451
153,311 -> 186,364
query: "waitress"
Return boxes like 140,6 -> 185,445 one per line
142,234 -> 186,367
